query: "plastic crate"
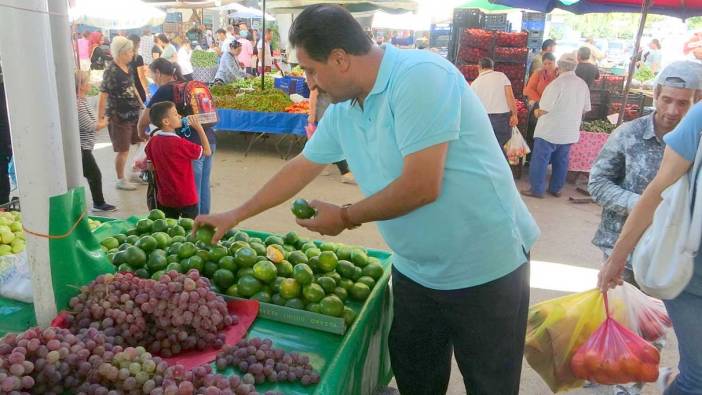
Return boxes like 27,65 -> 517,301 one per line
454,8 -> 484,29
583,103 -> 607,121
484,13 -> 509,31
522,20 -> 546,31
590,89 -> 609,105
592,74 -> 625,93
527,37 -> 544,50
496,31 -> 527,48
461,64 -> 480,81
274,76 -> 310,98
494,47 -> 529,63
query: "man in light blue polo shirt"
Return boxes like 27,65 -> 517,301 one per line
195,5 -> 539,394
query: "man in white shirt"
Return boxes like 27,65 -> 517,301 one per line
471,57 -> 518,148
216,28 -> 232,56
522,52 -> 591,198
140,29 -> 155,65
257,28 -> 273,72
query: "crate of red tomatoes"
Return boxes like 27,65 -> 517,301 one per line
495,63 -> 526,81
592,74 -> 625,93
495,31 -> 527,48
461,28 -> 494,49
459,46 -> 490,64
461,64 -> 480,82
494,47 -> 529,63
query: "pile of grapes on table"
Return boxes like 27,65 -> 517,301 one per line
0,269 -> 319,394
103,208 -> 386,326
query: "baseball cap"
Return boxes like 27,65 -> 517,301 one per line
558,52 -> 577,66
656,61 -> 702,90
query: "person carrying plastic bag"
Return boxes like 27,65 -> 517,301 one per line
525,283 -> 671,392
600,100 -> 702,394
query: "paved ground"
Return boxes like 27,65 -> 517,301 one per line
86,131 -> 678,395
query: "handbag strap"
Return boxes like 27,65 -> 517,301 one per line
683,131 -> 702,253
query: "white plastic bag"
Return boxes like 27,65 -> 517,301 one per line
0,252 -> 33,303
504,127 -> 530,165
632,134 -> 702,299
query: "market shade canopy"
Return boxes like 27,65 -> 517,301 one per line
214,3 -> 276,20
69,0 -> 166,29
459,0 -> 513,12
266,0 -> 418,13
489,0 -> 702,18
372,11 -> 430,30
140,0 -> 240,8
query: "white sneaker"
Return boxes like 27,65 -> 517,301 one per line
116,179 -> 137,191
130,173 -> 148,185
340,172 -> 357,185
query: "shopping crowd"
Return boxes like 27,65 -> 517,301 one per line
74,21 -> 276,218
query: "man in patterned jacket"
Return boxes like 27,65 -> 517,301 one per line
588,61 -> 702,395
590,61 -> 702,285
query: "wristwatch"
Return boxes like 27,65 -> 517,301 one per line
340,204 -> 361,230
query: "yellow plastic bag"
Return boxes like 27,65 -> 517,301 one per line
525,289 -> 628,392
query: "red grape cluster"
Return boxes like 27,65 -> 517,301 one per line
0,326 -> 282,394
67,271 -> 238,357
215,338 -> 320,386
0,326 -> 119,394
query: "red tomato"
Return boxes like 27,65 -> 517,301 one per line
592,371 -> 616,385
583,350 -> 601,372
638,344 -> 660,364
618,354 -> 640,377
637,363 -> 659,382
570,352 -> 588,379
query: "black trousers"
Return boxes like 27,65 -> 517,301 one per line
334,160 -> 349,175
389,261 -> 530,395
487,112 -> 512,148
81,149 -> 105,206
158,204 -> 198,220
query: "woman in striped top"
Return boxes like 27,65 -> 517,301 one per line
76,70 -> 116,212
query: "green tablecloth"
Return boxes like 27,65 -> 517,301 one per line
3,213 -> 395,395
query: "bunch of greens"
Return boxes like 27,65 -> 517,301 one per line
233,75 -> 275,90
634,64 -> 655,83
582,119 -> 616,134
213,87 -> 292,112
191,50 -> 218,68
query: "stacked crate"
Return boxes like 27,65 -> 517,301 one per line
584,73 -> 644,122
456,28 -> 529,98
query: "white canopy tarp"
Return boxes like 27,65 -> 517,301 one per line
372,11 -> 430,30
214,3 -> 276,20
69,0 -> 166,29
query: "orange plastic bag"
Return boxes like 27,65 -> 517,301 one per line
570,294 -> 660,385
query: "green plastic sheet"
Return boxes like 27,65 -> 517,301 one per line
0,187 -> 114,337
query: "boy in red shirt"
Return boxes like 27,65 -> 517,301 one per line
145,101 -> 212,219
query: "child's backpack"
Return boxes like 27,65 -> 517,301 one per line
171,80 -> 218,127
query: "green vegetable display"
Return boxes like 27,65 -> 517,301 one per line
191,49 -> 218,68
634,64 -> 655,84
232,75 -> 274,90
214,87 -> 292,112
582,119 -> 616,134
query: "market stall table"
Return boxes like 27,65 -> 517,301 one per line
0,213 -> 394,395
214,108 -> 308,159
568,131 -> 610,172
